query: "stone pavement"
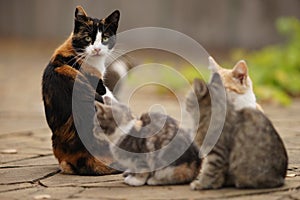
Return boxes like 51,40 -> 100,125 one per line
0,39 -> 299,199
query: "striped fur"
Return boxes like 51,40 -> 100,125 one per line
186,73 -> 288,190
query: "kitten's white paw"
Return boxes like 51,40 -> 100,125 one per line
124,175 -> 146,186
190,180 -> 204,190
146,177 -> 159,185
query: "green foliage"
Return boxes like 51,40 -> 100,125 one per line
230,17 -> 300,106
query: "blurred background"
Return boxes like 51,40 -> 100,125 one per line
0,0 -> 300,133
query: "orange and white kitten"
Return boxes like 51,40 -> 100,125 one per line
208,56 -> 263,112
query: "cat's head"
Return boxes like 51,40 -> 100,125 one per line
93,96 -> 135,141
208,56 -> 252,94
72,6 -> 120,59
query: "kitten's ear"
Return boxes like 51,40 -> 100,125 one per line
232,60 -> 248,84
210,72 -> 224,89
94,101 -> 106,115
208,56 -> 221,72
75,6 -> 87,20
103,96 -> 112,105
103,96 -> 119,106
106,10 -> 120,24
193,78 -> 207,98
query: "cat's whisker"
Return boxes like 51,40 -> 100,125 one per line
68,53 -> 86,67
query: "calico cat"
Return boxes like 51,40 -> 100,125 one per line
208,56 -> 263,112
42,6 -> 122,175
93,96 -> 201,186
185,73 -> 288,189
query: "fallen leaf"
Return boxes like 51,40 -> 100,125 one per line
33,194 -> 51,200
0,149 -> 17,154
286,173 -> 297,177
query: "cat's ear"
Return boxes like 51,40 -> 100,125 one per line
105,10 -> 120,24
208,56 -> 221,73
75,6 -> 88,20
94,101 -> 107,115
232,60 -> 248,84
103,96 -> 118,106
103,10 -> 120,34
193,78 -> 207,98
210,72 -> 224,89
103,96 -> 112,105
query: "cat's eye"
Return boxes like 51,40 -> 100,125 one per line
85,36 -> 92,42
102,36 -> 109,42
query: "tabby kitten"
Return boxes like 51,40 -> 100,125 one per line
93,97 -> 201,186
42,6 -> 121,175
186,73 -> 288,189
208,56 -> 263,112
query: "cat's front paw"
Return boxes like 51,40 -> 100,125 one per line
59,161 -> 74,174
190,180 -> 206,190
146,177 -> 159,185
124,175 -> 147,186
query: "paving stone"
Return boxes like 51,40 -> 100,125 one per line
0,155 -> 57,168
0,154 -> 38,164
230,189 -> 300,200
0,183 -> 34,193
40,173 -> 123,187
0,186 -> 84,200
0,166 -> 59,184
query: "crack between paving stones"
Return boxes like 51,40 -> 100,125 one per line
0,154 -> 53,165
0,185 -> 36,194
0,164 -> 57,169
0,169 -> 61,188
32,169 -> 61,183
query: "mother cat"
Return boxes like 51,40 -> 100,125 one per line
42,6 -> 121,175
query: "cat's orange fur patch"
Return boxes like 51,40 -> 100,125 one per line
51,35 -> 75,61
173,162 -> 200,182
55,65 -> 79,79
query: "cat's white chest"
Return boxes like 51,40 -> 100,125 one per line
229,89 -> 257,110
86,56 -> 106,73
103,87 -> 117,101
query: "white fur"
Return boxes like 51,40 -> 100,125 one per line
228,88 -> 257,110
103,87 -> 118,102
208,56 -> 219,72
84,31 -> 119,101
124,175 -> 147,186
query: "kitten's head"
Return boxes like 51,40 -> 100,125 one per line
93,97 -> 135,140
208,56 -> 255,104
209,56 -> 252,94
72,6 -> 120,58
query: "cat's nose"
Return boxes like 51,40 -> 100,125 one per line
93,48 -> 101,54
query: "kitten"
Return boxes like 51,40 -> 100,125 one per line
93,96 -> 201,186
42,6 -> 122,175
208,56 -> 263,112
185,73 -> 288,190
